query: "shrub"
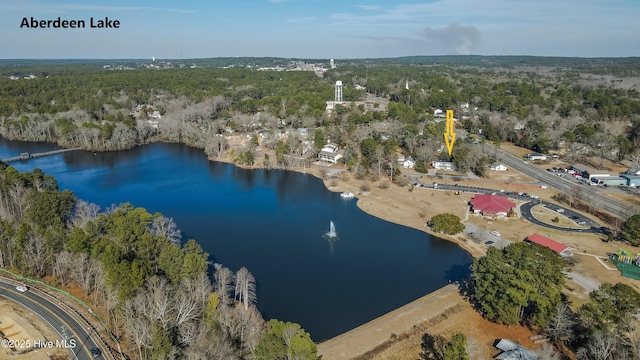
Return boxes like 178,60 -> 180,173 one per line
428,213 -> 465,235
360,182 -> 371,192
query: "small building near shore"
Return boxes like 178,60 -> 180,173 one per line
469,194 -> 516,217
402,156 -> 415,169
526,233 -> 570,256
432,161 -> 457,171
318,143 -> 343,164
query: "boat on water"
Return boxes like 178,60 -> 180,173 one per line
340,191 -> 355,199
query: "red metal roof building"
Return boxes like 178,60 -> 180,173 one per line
469,194 -> 516,217
526,233 -> 570,256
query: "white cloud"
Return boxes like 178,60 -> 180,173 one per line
326,0 -> 640,56
286,16 -> 315,24
355,5 -> 382,11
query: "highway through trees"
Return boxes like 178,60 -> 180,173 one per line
0,279 -> 103,360
486,143 -> 634,220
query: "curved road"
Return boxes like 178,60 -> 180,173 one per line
0,279 -> 101,360
520,201 -> 602,233
411,180 -> 607,234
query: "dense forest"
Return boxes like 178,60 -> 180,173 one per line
1,56 -> 640,179
0,164 -> 317,359
2,56 -> 640,359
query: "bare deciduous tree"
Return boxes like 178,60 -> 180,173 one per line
465,336 -> 484,360
52,251 -> 74,286
534,343 -> 561,360
214,264 -> 235,306
121,297 -> 152,360
545,303 -> 576,344
72,200 -> 100,228
579,330 -> 618,360
235,267 -> 256,311
174,280 -> 203,327
145,276 -> 174,328
150,214 -> 182,246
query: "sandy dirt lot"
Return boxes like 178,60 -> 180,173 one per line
0,298 -> 68,360
310,163 -> 635,359
189,149 -> 640,359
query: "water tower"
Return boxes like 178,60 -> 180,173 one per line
335,81 -> 343,102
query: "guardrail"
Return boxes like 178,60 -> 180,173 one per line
0,268 -> 125,360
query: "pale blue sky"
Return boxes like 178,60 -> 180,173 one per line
1,0 -> 639,59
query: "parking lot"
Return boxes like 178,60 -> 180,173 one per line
465,223 -> 513,249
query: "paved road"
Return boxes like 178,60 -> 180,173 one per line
520,202 -> 602,234
0,279 -> 101,360
485,143 -> 633,219
412,180 -> 608,234
318,285 -> 459,359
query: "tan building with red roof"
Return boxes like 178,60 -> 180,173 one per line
469,194 -> 516,217
526,233 -> 570,256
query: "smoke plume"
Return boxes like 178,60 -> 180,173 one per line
419,24 -> 480,55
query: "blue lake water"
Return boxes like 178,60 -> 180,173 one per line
0,137 -> 472,340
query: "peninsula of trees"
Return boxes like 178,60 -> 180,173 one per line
0,164 -> 317,359
3,55 -> 640,359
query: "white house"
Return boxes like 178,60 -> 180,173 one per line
318,143 -> 343,164
489,162 -> 508,171
525,153 -> 547,161
403,157 -> 415,169
432,161 -> 457,171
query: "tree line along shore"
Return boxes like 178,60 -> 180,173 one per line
2,56 -> 640,359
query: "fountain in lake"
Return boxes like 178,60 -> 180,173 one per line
327,221 -> 336,238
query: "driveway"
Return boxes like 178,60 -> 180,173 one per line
520,201 -> 602,234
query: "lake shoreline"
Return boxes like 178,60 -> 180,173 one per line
207,152 -> 485,259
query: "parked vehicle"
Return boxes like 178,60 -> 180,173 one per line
490,231 -> 501,237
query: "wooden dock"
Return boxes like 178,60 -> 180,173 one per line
1,148 -> 82,163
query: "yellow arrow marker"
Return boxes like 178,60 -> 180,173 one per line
443,109 -> 456,155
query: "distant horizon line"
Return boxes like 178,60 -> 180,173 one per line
1,54 -> 640,62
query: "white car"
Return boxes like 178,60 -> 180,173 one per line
490,231 -> 501,237
556,209 -> 564,213
16,285 -> 28,293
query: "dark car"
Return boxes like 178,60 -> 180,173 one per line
90,348 -> 102,358
485,240 -> 494,245
571,216 -> 579,220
